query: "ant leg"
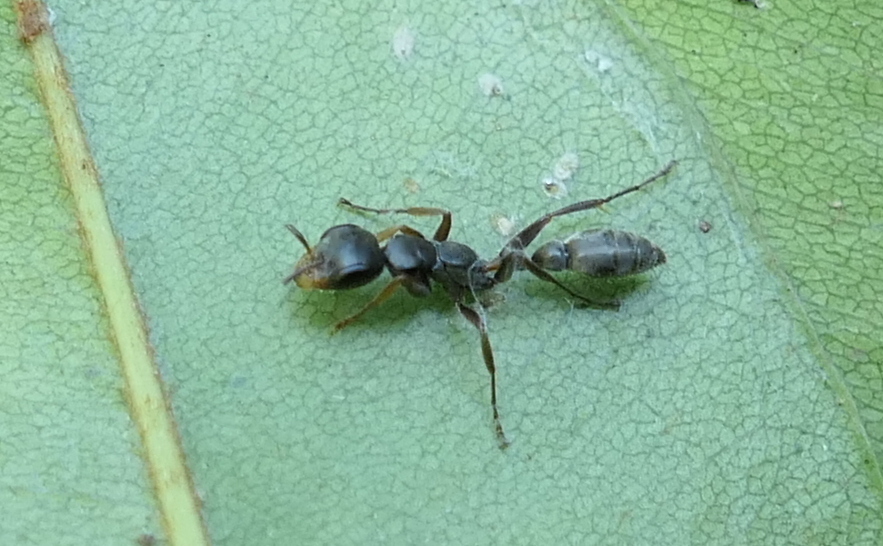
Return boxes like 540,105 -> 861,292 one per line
332,277 -> 404,333
482,250 -> 619,310
485,250 -> 518,284
375,224 -> 426,243
542,160 -> 678,223
339,198 -> 453,241
503,160 -> 678,252
456,302 -> 510,450
520,257 -> 620,311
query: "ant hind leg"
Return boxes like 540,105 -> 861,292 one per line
500,160 -> 678,254
521,257 -> 620,311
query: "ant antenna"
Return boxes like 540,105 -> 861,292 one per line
285,224 -> 313,253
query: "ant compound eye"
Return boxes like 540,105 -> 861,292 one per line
291,225 -> 385,290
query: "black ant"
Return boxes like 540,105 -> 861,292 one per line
284,160 -> 678,449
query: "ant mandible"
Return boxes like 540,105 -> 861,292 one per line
284,160 -> 678,449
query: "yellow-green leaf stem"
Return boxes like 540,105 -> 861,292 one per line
14,2 -> 209,544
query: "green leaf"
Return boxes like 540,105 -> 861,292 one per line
1,6 -> 164,545
2,0 -> 880,544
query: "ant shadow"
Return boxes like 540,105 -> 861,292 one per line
516,273 -> 650,310
286,284 -> 457,333
286,272 -> 653,334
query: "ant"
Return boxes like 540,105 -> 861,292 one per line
284,160 -> 677,449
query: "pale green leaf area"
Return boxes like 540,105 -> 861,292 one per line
618,0 -> 883,469
2,0 -> 881,544
0,4 -> 163,545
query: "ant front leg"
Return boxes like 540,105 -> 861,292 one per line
457,302 -> 510,450
331,277 -> 404,333
339,198 -> 453,241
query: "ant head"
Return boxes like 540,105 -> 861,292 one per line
284,224 -> 386,290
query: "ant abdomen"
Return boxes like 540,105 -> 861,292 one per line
531,229 -> 666,278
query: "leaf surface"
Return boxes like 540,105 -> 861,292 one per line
2,0 -> 881,544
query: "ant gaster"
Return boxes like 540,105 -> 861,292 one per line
284,160 -> 678,449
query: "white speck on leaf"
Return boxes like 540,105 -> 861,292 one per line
478,73 -> 505,97
422,150 -> 477,180
552,152 -> 580,181
392,25 -> 415,60
403,177 -> 421,193
584,49 -> 613,73
542,177 -> 568,199
491,214 -> 517,236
